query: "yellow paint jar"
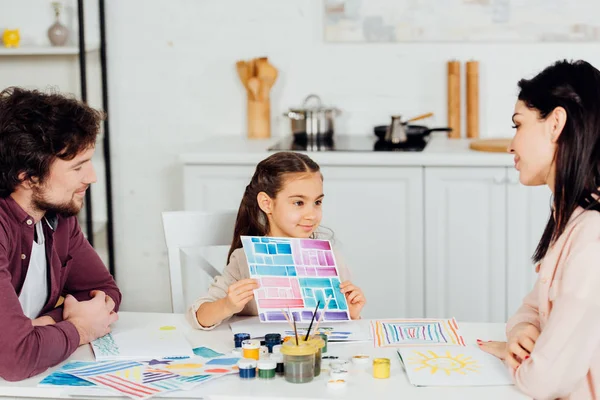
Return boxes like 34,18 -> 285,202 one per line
242,339 -> 260,360
373,358 -> 390,379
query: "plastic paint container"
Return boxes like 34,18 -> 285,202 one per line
330,368 -> 349,380
257,359 -> 277,379
351,354 -> 370,366
327,378 -> 347,389
305,336 -> 325,377
264,333 -> 282,353
271,353 -> 285,376
234,333 -> 251,348
372,358 -> 390,379
238,358 -> 257,379
319,332 -> 328,353
272,344 -> 282,354
260,345 -> 269,358
242,340 -> 260,360
280,341 -> 317,384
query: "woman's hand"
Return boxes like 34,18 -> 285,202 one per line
339,281 -> 366,319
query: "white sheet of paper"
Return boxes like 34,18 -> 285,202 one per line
91,327 -> 194,361
398,345 -> 513,387
229,317 -> 372,342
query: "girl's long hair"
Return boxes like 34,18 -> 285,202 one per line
227,152 -> 321,263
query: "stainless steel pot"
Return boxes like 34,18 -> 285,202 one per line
284,94 -> 341,139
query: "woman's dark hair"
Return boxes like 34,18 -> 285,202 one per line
0,87 -> 104,197
517,60 -> 600,262
227,152 -> 321,262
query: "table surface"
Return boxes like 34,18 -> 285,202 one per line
0,312 -> 530,400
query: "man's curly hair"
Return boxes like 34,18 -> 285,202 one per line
0,87 -> 104,197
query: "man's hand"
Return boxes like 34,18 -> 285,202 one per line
63,290 -> 118,345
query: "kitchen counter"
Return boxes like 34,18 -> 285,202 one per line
180,135 -> 514,167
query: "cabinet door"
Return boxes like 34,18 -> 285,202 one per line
320,166 -> 424,319
183,165 -> 255,211
506,169 -> 552,317
425,167 -> 507,322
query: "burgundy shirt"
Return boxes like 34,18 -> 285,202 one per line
0,196 -> 121,381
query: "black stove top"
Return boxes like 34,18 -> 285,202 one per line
268,135 -> 428,152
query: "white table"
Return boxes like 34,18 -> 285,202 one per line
0,312 -> 530,400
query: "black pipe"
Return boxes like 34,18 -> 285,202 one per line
77,0 -> 94,247
98,0 -> 116,278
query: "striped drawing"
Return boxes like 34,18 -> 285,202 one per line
371,318 -> 466,348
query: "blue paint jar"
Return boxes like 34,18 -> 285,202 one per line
238,358 -> 257,379
264,333 -> 282,353
234,333 -> 251,348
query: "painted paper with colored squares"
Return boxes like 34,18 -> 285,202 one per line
371,318 -> 466,348
241,236 -> 350,323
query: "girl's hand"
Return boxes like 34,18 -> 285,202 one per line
339,281 -> 365,319
225,279 -> 259,314
478,340 -> 508,360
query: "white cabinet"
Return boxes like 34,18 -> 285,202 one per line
424,167 -> 551,322
183,164 -> 425,319
319,166 -> 424,319
425,167 -> 507,322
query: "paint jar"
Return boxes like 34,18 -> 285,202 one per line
305,336 -> 325,377
234,333 -> 251,348
372,358 -> 390,379
319,332 -> 328,353
330,367 -> 349,381
238,358 -> 257,379
259,345 -> 269,358
271,352 -> 285,376
257,359 -> 277,379
264,333 -> 282,353
351,354 -> 370,366
242,339 -> 260,360
280,341 -> 317,384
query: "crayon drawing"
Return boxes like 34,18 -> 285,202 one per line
371,318 -> 465,348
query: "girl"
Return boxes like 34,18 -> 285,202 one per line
480,60 -> 600,400
188,151 -> 366,329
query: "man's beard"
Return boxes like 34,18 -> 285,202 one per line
31,187 -> 84,218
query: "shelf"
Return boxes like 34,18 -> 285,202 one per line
0,45 -> 99,56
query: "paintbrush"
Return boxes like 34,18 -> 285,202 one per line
292,313 -> 299,345
281,308 -> 294,330
304,300 -> 321,341
313,296 -> 332,334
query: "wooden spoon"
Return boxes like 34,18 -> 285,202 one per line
236,60 -> 250,92
247,77 -> 261,101
256,59 -> 278,100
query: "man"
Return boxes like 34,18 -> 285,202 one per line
0,87 -> 121,381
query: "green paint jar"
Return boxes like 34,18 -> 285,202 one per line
257,359 -> 276,379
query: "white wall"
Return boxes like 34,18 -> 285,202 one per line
4,0 -> 600,312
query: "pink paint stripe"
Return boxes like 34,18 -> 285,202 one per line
106,374 -> 159,394
258,298 -> 304,308
91,376 -> 155,398
90,377 -> 145,398
260,277 -> 290,287
291,279 -> 301,298
315,267 -> 337,277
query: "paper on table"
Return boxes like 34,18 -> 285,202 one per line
91,326 -> 194,361
397,345 -> 513,387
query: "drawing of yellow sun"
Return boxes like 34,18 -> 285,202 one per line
408,350 -> 481,376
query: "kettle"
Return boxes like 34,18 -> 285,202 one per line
384,115 -> 408,144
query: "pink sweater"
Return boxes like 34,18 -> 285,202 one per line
507,206 -> 600,400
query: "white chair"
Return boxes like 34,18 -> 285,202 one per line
161,210 -> 237,313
